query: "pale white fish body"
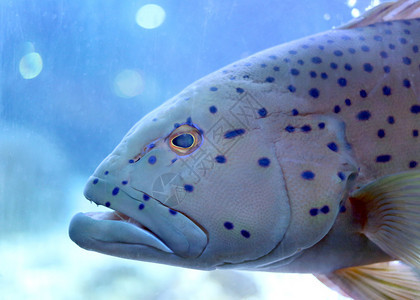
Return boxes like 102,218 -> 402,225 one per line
70,1 -> 420,298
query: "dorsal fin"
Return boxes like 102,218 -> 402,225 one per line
339,0 -> 420,29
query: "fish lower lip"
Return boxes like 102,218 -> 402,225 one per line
78,176 -> 208,258
69,212 -> 173,253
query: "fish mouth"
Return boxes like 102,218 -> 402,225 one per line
69,176 -> 208,259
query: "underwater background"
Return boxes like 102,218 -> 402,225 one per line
1,0 -> 385,299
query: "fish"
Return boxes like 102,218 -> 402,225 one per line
69,1 -> 420,298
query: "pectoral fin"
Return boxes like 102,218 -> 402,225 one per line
350,170 -> 420,268
315,262 -> 420,300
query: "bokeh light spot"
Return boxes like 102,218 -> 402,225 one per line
351,8 -> 360,17
136,4 -> 166,29
113,69 -> 144,98
19,52 -> 43,79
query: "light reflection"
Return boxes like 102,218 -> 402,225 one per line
19,52 -> 43,79
347,0 -> 357,7
136,4 -> 166,29
113,69 -> 144,98
351,8 -> 361,17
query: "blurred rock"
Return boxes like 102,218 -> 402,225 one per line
0,124 -> 72,235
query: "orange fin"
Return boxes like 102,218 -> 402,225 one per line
339,0 -> 420,29
315,262 -> 420,300
350,170 -> 420,269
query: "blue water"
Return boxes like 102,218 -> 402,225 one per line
0,0 -> 374,298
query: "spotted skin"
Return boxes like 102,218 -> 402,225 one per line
70,11 -> 419,284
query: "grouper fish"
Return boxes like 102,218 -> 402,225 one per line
70,1 -> 420,298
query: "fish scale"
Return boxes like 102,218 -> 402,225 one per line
218,18 -> 420,184
70,2 -> 420,299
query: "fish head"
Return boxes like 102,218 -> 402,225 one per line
70,55 -> 358,270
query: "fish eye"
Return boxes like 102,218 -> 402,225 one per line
169,125 -> 202,155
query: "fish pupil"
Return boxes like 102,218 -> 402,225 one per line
172,133 -> 194,148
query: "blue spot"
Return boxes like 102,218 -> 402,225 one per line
288,50 -> 297,55
93,178 -> 98,185
361,45 -> 370,52
273,66 -> 280,71
171,158 -> 177,164
309,88 -> 320,98
215,155 -> 226,163
122,180 -> 128,185
337,172 -> 345,181
403,57 -> 412,65
129,159 -> 135,164
384,66 -> 391,73
309,208 -> 318,216
285,125 -> 295,133
382,86 -> 392,96
152,118 -> 157,122
413,45 -> 419,53
330,62 -> 338,69
258,157 -> 270,167
143,194 -> 150,201
174,123 -> 180,128
224,129 -> 246,139
258,108 -> 267,117
357,110 -> 371,121
139,203 -> 145,210
373,35 -> 383,41
310,71 -> 317,78
360,90 -> 367,98
209,106 -> 217,114
318,45 -> 325,50
236,88 -> 244,94
149,143 -> 156,149
288,85 -> 296,93
169,209 -> 177,215
403,79 -> 411,88
400,38 -> 408,44
112,187 -> 119,196
321,72 -> 328,79
348,48 -> 356,54
224,222 -> 234,230
318,122 -> 325,129
380,51 -> 388,58
301,125 -> 311,132
411,105 -> 420,114
186,117 -> 192,125
266,77 -> 275,82
311,57 -> 322,64
269,55 -> 277,60
290,69 -> 300,76
376,155 -> 392,163
292,109 -> 299,116
105,202 -> 111,207
184,184 -> 194,192
334,105 -> 341,113
302,44 -> 309,49
260,64 -> 267,68
340,206 -> 347,213
104,171 -> 109,175
327,142 -> 338,152
148,155 -> 157,165
301,170 -> 315,180
337,78 -> 347,87
409,161 -> 418,168
210,87 -> 218,91
334,50 -> 343,56
413,130 -> 419,137
241,230 -> 251,238
377,129 -> 385,138
297,59 -> 304,65
345,99 -> 351,106
320,205 -> 330,214
389,43 -> 396,49
363,63 -> 373,72
388,116 -> 395,124
344,63 -> 352,71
